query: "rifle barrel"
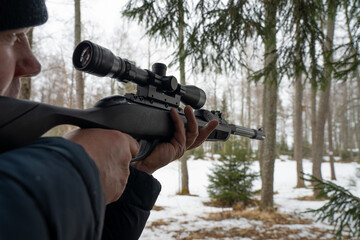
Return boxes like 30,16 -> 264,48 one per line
229,124 -> 265,140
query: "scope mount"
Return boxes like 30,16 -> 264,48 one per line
129,63 -> 181,110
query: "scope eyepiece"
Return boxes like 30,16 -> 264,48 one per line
73,40 -> 127,79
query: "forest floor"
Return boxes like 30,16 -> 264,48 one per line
139,156 -> 359,240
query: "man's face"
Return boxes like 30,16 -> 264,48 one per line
0,28 -> 41,98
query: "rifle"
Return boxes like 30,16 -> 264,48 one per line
0,41 -> 265,161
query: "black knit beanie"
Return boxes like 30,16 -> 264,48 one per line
0,0 -> 48,31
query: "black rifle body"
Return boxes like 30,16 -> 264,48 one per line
0,95 -> 263,160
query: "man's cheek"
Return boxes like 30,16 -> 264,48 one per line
7,78 -> 21,97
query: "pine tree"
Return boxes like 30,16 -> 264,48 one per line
304,174 -> 360,239
190,0 -> 282,211
207,140 -> 258,207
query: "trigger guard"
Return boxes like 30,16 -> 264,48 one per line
131,139 -> 159,162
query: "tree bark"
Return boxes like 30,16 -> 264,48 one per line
258,83 -> 266,179
340,83 -> 349,160
75,0 -> 84,109
260,0 -> 278,211
327,94 -> 336,180
309,7 -> 318,164
178,0 -> 190,195
344,4 -> 360,153
294,0 -> 305,188
179,156 -> 189,194
294,77 -> 305,187
246,72 -> 252,154
310,85 -> 317,157
312,0 -> 337,196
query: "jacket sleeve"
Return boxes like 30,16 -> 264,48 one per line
102,166 -> 161,240
0,137 -> 105,240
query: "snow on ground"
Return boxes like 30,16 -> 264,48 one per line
139,157 -> 360,239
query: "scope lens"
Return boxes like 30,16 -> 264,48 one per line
73,41 -> 94,71
79,46 -> 92,68
73,40 -> 119,77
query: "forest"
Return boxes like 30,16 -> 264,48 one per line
22,0 -> 359,239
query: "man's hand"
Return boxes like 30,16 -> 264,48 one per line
64,129 -> 139,204
131,106 -> 218,175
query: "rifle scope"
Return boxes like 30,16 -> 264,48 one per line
73,40 -> 206,109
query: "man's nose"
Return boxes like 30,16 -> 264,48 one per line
15,51 -> 41,78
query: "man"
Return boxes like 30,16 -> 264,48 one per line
0,1 -> 218,239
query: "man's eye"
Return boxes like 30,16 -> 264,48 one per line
14,33 -> 26,43
8,33 -> 18,43
0,32 -> 25,44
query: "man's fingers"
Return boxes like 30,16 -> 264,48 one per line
189,120 -> 218,149
124,134 -> 140,158
184,105 -> 199,149
170,108 -> 186,146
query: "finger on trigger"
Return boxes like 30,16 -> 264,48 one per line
127,135 -> 140,158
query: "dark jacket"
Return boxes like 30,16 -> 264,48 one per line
0,137 -> 161,240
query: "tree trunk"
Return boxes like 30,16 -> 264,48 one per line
179,156 -> 189,194
312,62 -> 331,184
19,28 -> 34,100
309,10 -> 318,163
327,95 -> 336,180
340,83 -> 349,160
294,76 -> 305,187
310,85 -> 317,158
258,83 -> 266,179
240,78 -> 245,126
178,0 -> 190,195
260,1 -> 278,211
312,0 -> 337,196
246,72 -> 252,154
75,0 -> 84,109
294,0 -> 305,188
355,73 -> 360,153
344,4 -> 360,153
261,83 -> 278,210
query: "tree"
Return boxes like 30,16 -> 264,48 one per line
122,0 -> 193,194
259,1 -> 279,210
335,0 -> 360,154
188,0 -> 284,210
292,0 -> 305,188
246,72 -> 253,154
207,139 -> 258,207
204,72 -> 221,156
304,174 -> 360,239
287,0 -> 325,187
312,0 -> 338,195
74,0 -> 84,109
327,92 -> 336,180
